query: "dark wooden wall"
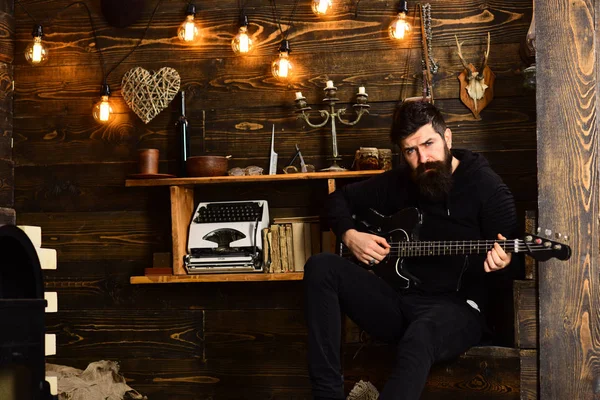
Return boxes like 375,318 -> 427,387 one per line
12,0 -> 535,397
536,0 -> 600,398
0,0 -> 13,225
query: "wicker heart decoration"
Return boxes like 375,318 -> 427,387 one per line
121,67 -> 181,124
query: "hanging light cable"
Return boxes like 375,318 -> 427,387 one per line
16,0 -> 163,123
270,0 -> 300,82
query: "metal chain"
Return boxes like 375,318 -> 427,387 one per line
421,3 -> 439,75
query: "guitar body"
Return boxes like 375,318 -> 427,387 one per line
349,207 -> 422,287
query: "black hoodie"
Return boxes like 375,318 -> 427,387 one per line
325,149 -> 517,314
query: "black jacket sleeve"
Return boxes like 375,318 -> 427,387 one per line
325,169 -> 405,239
480,183 -> 518,240
465,179 -> 519,311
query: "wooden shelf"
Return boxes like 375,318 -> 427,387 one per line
127,169 -> 381,282
126,170 -> 384,187
130,272 -> 304,284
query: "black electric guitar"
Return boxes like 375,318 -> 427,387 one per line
339,207 -> 572,288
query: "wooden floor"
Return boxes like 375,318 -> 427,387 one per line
344,345 -> 522,400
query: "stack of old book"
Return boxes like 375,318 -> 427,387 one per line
262,216 -> 324,273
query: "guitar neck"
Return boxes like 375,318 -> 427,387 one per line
393,239 -> 523,257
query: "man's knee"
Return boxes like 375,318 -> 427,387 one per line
303,253 -> 342,286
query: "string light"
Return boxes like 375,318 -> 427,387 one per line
272,40 -> 292,81
270,0 -> 300,82
24,25 -> 49,66
312,0 -> 332,16
231,14 -> 253,55
389,0 -> 411,40
178,3 -> 200,42
92,84 -> 114,123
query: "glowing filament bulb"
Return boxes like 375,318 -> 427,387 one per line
272,40 -> 293,81
32,39 -> 43,62
99,97 -> 111,121
179,15 -> 199,42
389,11 -> 411,40
278,55 -> 289,77
25,25 -> 49,66
178,5 -> 200,42
312,0 -> 333,15
93,85 -> 114,124
232,26 -> 253,55
272,51 -> 292,80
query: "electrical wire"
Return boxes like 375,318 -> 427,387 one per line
238,0 -> 251,18
14,0 -> 37,24
270,0 -> 301,40
399,4 -> 420,102
15,0 -> 163,83
103,0 -> 163,81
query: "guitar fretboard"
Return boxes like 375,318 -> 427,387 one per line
392,239 -> 524,257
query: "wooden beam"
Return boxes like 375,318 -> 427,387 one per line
536,0 -> 600,398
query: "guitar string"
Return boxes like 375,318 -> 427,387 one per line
389,241 -> 553,255
341,243 -> 558,256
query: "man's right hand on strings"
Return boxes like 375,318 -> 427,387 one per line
342,229 -> 390,266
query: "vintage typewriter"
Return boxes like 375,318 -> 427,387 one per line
184,200 -> 269,274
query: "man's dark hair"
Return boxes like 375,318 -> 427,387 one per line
390,100 -> 447,145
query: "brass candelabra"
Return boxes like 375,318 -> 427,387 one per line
294,81 -> 370,171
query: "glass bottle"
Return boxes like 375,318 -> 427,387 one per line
176,91 -> 191,177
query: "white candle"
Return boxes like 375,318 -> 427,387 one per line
295,91 -> 303,99
326,80 -> 334,88
358,86 -> 366,94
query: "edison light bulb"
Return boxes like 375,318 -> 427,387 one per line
232,26 -> 253,55
312,0 -> 332,16
92,85 -> 114,124
178,4 -> 200,42
25,25 -> 48,66
272,51 -> 292,81
389,11 -> 411,40
272,40 -> 293,81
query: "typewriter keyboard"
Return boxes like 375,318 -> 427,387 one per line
193,201 -> 265,223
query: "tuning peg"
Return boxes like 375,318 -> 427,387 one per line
544,241 -> 552,248
553,244 -> 562,250
524,235 -> 533,242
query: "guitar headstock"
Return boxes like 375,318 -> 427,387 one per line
523,230 -> 572,261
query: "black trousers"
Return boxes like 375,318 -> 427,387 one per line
304,253 -> 484,400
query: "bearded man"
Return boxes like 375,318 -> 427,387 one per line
303,100 -> 518,400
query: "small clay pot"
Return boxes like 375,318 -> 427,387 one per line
186,156 -> 228,177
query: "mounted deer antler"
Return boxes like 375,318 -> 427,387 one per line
455,32 -> 495,119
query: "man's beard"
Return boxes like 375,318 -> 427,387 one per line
411,146 -> 453,201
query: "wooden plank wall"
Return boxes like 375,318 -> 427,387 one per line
0,0 -> 13,224
536,0 -> 600,398
12,0 -> 535,397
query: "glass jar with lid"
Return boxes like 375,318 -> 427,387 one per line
354,147 -> 380,170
